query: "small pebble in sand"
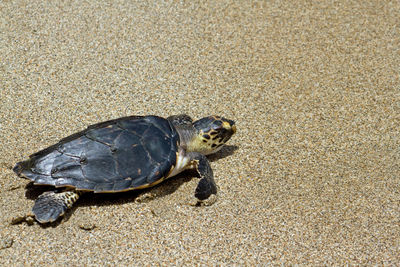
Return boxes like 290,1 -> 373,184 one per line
0,237 -> 14,250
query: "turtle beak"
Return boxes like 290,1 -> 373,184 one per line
227,119 -> 236,134
222,119 -> 236,134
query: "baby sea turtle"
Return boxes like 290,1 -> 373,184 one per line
13,114 -> 236,223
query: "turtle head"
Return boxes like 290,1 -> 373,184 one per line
187,116 -> 236,155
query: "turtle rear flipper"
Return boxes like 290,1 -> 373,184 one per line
32,191 -> 81,223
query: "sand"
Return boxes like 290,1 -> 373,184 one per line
0,0 -> 399,265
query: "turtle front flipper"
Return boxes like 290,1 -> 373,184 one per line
33,190 -> 81,223
188,152 -> 217,202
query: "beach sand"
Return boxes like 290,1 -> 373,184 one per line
1,0 -> 399,265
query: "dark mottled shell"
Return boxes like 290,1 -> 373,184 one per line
14,116 -> 179,192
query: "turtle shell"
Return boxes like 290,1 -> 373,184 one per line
14,116 -> 179,192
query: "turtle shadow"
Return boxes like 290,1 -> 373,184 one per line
23,172 -> 194,227
78,173 -> 194,208
208,145 -> 239,162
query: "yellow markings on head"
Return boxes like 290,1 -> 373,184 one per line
222,121 -> 231,129
186,130 -> 223,155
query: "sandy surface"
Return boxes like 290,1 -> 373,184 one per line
1,0 -> 399,265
